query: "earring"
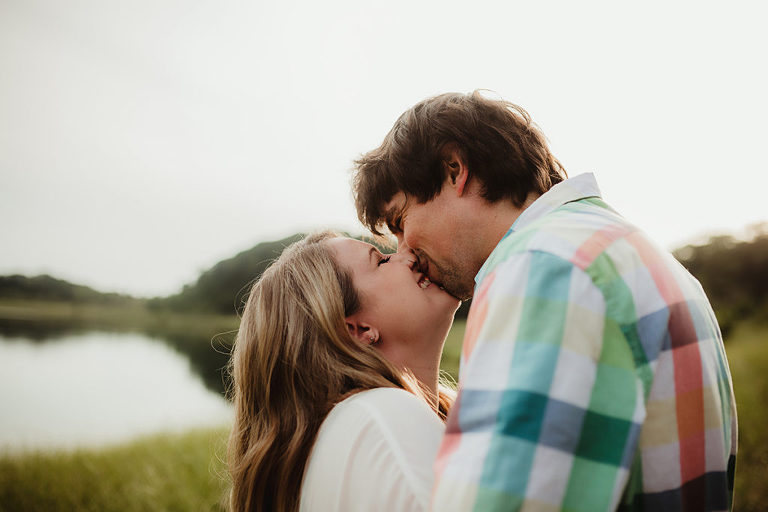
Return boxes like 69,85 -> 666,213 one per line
368,335 -> 377,344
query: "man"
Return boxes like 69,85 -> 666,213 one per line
352,91 -> 737,511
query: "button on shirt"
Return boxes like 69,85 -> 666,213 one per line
432,173 -> 737,511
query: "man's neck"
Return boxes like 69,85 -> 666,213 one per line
479,192 -> 541,263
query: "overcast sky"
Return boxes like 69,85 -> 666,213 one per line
1,0 -> 766,297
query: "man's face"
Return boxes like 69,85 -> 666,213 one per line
383,184 -> 480,301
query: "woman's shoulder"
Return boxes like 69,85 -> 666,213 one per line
313,387 -> 445,465
300,387 -> 444,512
330,387 -> 441,423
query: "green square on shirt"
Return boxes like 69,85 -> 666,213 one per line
496,389 -> 550,442
476,434 -> 536,509
473,486 -> 524,512
563,457 -> 620,511
589,362 -> 637,420
575,409 -> 632,466
518,296 -> 568,346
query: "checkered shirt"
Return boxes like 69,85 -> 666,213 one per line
432,173 -> 738,511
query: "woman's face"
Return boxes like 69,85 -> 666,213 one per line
328,238 -> 460,369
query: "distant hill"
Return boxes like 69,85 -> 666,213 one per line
145,232 -> 477,317
0,274 -> 135,304
674,230 -> 768,335
148,233 -> 305,314
9,228 -> 765,328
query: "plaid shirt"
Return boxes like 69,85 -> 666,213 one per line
432,173 -> 737,511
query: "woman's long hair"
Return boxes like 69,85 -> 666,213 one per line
227,232 -> 453,512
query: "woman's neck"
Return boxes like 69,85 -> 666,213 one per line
408,355 -> 441,413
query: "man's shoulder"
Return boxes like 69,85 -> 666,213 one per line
481,197 -> 633,278
479,197 -> 704,308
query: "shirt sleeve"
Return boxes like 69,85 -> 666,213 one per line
301,388 -> 445,512
432,250 -> 644,511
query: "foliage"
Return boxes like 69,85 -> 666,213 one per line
0,428 -> 230,512
148,234 -> 304,315
674,229 -> 768,335
143,231 -> 480,316
0,275 -> 135,305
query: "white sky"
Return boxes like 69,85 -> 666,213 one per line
1,0 -> 766,297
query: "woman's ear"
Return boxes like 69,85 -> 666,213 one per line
345,316 -> 380,346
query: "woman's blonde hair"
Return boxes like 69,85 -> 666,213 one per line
227,231 -> 452,512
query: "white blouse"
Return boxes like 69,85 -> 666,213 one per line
299,387 -> 445,512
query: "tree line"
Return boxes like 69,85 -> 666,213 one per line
2,229 -> 765,332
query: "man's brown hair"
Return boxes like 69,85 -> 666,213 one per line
353,90 -> 567,235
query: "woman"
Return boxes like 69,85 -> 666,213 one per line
227,231 -> 460,512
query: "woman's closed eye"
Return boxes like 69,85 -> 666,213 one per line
377,255 -> 392,266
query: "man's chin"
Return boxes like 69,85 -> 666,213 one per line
440,280 -> 474,302
429,263 -> 474,301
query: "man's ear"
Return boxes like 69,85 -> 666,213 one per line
442,145 -> 470,197
345,315 -> 380,346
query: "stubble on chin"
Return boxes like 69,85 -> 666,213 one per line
435,263 -> 475,302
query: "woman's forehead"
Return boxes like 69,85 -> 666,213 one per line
327,238 -> 375,272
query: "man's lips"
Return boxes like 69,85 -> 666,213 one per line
417,258 -> 446,290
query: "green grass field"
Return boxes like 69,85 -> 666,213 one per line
0,428 -> 230,512
722,320 -> 768,512
0,315 -> 765,511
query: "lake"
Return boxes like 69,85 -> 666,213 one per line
0,331 -> 232,453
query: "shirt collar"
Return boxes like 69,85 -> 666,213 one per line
474,172 -> 602,284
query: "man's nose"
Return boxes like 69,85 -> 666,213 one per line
395,234 -> 409,252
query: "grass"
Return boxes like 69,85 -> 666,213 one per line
440,318 -> 465,381
0,428 -> 230,512
723,320 -> 768,512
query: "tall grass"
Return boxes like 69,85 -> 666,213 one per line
724,321 -> 768,512
0,428 -> 230,512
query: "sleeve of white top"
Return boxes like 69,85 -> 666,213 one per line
299,387 -> 445,512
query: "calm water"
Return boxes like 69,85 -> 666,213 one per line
0,331 -> 232,453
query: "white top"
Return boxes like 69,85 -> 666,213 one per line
299,387 -> 445,512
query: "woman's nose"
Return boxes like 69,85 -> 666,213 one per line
392,248 -> 418,269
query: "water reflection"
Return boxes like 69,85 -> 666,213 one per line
0,331 -> 232,452
0,319 -> 233,396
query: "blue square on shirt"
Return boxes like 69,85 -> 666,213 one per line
506,341 -> 560,395
457,389 -> 503,434
636,307 -> 670,364
539,398 -> 587,454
